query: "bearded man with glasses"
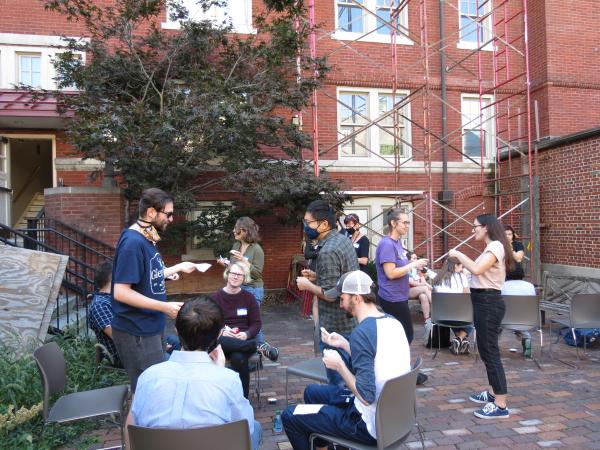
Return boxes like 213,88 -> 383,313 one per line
111,187 -> 200,392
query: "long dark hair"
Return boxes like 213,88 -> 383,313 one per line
433,257 -> 463,288
476,214 -> 515,272
504,224 -> 519,242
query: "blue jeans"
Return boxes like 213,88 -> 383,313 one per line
242,285 -> 265,346
281,384 -> 376,450
472,289 -> 507,395
251,419 -> 262,450
319,334 -> 351,387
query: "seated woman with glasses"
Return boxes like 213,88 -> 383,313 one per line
212,262 -> 262,399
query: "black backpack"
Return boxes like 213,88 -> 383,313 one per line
425,324 -> 451,349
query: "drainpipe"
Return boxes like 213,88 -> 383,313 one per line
438,0 -> 452,255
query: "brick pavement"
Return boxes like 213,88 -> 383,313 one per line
97,303 -> 600,449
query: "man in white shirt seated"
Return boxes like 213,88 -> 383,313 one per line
501,272 -> 536,358
282,271 -> 411,450
128,296 -> 262,450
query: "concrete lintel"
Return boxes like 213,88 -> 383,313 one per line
542,263 -> 600,279
44,186 -> 123,195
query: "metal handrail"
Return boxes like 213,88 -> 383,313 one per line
20,227 -> 113,261
28,216 -> 115,254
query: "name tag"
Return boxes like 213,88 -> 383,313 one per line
353,243 -> 360,248
237,308 -> 248,316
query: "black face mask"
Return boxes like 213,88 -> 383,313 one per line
345,227 -> 356,234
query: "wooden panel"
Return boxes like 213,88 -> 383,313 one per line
0,244 -> 67,354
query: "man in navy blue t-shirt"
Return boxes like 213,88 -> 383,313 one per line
111,187 -> 199,391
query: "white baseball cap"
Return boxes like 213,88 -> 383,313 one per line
324,270 -> 373,298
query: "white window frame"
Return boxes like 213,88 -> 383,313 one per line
337,86 -> 412,160
461,94 -> 495,161
0,33 -> 87,91
333,0 -> 412,45
183,201 -> 234,260
457,0 -> 493,50
162,0 -> 256,34
16,52 -> 42,87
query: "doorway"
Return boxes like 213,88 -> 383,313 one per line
8,138 -> 53,228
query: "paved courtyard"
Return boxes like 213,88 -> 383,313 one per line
98,302 -> 600,449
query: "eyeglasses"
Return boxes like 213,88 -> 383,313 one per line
472,224 -> 483,230
229,272 -> 245,278
233,229 -> 246,235
160,211 -> 174,219
303,219 -> 320,226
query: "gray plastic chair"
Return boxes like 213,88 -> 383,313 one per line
128,419 -> 251,450
309,357 -> 425,450
285,358 -> 328,405
549,293 -> 600,362
430,292 -> 474,359
501,295 -> 543,367
33,342 -> 129,446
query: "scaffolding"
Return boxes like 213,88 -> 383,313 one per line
302,0 -> 539,282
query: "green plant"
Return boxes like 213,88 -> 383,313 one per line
0,333 -> 127,449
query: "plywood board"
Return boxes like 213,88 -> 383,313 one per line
0,244 -> 68,354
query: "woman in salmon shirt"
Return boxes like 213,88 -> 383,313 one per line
449,214 -> 515,420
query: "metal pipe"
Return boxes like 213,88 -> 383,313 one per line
439,0 -> 449,254
308,0 -> 319,176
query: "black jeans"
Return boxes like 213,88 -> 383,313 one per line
377,296 -> 414,344
471,289 -> 507,396
219,336 -> 257,398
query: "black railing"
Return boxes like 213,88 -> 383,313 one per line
1,217 -> 114,336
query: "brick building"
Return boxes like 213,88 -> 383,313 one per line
1,0 -> 598,292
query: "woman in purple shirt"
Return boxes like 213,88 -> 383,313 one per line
375,208 -> 428,346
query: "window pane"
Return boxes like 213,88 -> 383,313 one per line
460,0 -> 477,16
460,16 -> 480,42
379,127 -> 396,155
464,130 -> 481,157
340,93 -> 368,124
341,126 -> 368,156
376,8 -> 391,35
338,5 -> 364,33
31,56 -> 41,72
378,94 -> 405,156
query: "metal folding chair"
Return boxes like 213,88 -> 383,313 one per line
501,294 -> 543,368
33,342 -> 129,447
309,357 -> 425,450
128,419 -> 251,450
430,292 -> 475,359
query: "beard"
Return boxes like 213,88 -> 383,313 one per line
345,311 -> 353,319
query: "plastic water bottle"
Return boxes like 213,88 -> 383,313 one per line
273,410 -> 283,433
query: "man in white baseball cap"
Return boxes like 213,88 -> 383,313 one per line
282,271 -> 411,450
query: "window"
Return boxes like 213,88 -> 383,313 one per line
461,95 -> 494,160
17,53 -> 41,87
163,0 -> 255,34
334,0 -> 410,44
338,88 -> 411,159
458,0 -> 491,48
185,201 -> 234,260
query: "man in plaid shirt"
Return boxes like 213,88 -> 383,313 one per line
297,200 -> 359,385
88,261 -> 122,367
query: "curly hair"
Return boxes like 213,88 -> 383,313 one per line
234,217 -> 261,244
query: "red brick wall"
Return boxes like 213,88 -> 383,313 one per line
499,131 -> 600,269
44,187 -> 125,247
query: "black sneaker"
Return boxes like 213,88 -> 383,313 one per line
416,372 -> 428,385
258,342 -> 279,362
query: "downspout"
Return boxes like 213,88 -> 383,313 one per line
439,0 -> 450,255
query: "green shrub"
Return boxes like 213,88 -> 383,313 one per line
0,333 -> 128,449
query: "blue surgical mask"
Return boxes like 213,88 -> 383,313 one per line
304,224 -> 320,240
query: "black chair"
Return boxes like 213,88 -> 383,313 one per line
33,342 -> 129,446
128,419 -> 251,450
309,357 -> 425,450
430,292 -> 475,359
549,293 -> 600,364
226,352 -> 263,406
501,294 -> 543,368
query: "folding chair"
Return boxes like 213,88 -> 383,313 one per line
430,292 -> 475,359
549,293 -> 600,365
129,419 -> 251,450
309,357 -> 425,450
33,342 -> 129,447
226,352 -> 263,406
285,322 -> 327,405
501,294 -> 543,368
